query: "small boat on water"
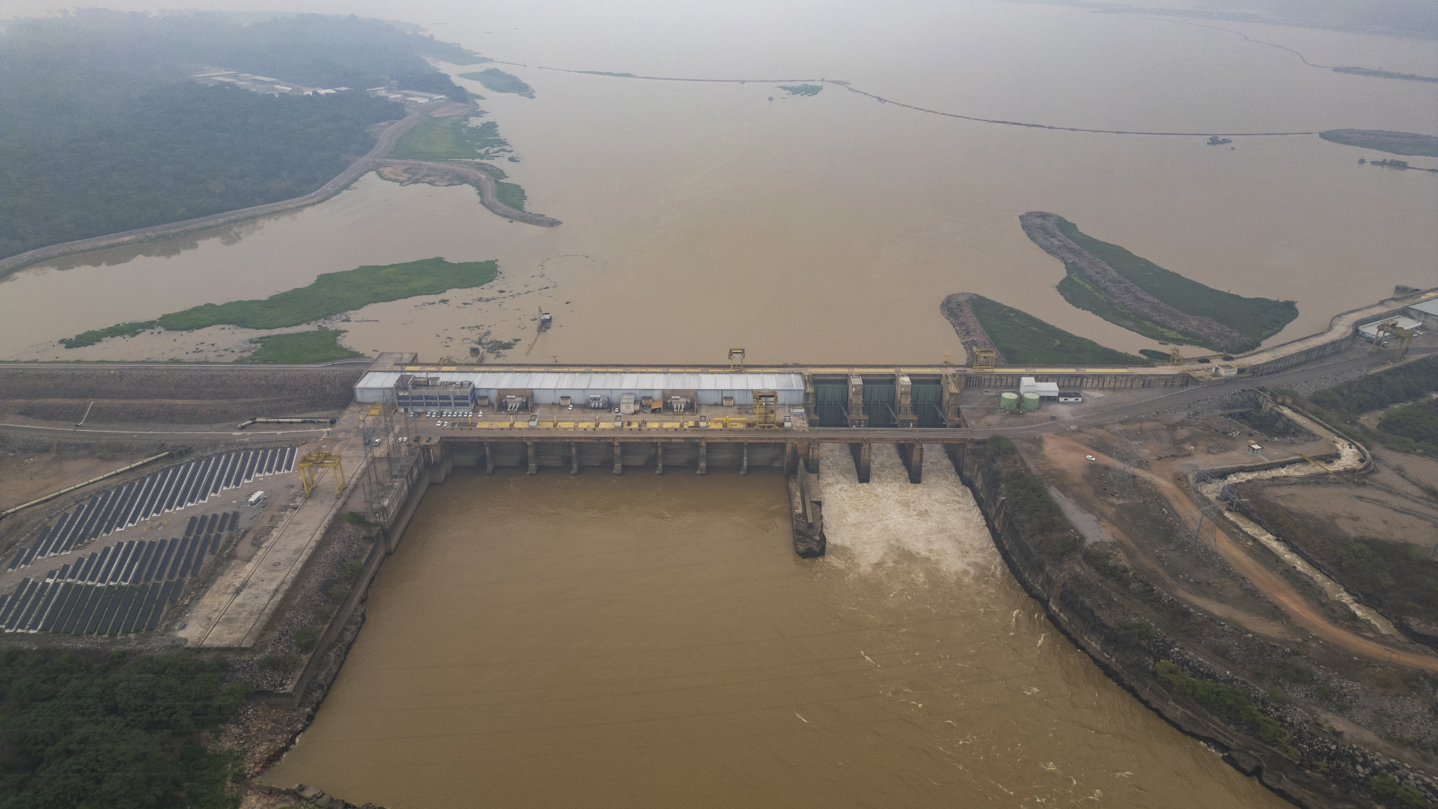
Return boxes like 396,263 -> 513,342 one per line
1207,135 -> 1233,146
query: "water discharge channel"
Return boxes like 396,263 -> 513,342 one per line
266,445 -> 1288,807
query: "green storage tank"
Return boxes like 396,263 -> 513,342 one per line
1000,392 -> 1019,411
1022,392 -> 1040,411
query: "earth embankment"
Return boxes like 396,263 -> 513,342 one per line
1020,211 -> 1249,352
939,293 -> 1002,363
0,367 -> 362,425
373,159 -> 561,227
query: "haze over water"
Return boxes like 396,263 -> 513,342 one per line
2,0 -> 1436,363
266,447 -> 1290,808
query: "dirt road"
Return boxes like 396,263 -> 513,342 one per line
1042,433 -> 1438,673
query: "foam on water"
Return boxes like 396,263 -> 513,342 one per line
820,443 -> 1001,582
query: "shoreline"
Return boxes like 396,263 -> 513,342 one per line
0,105 -> 446,281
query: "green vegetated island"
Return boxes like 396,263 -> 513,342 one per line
779,84 -> 823,96
459,68 -> 536,98
61,258 -> 498,361
383,109 -> 542,214
1319,130 -> 1438,158
1021,212 -> 1298,353
0,11 -> 490,261
941,293 -> 1149,366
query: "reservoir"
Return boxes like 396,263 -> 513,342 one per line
2,1 -> 1436,363
265,446 -> 1289,807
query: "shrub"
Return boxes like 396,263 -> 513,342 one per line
1154,660 -> 1299,761
344,512 -> 371,527
294,627 -> 322,654
1117,618 -> 1156,640
259,654 -> 299,672
340,559 -> 366,583
1281,661 -> 1313,685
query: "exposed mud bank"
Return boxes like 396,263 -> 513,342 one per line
373,159 -> 561,227
939,292 -> 1002,363
958,444 -> 1438,809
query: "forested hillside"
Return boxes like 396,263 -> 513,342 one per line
0,11 -> 484,260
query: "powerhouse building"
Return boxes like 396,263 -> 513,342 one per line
356,370 -> 806,410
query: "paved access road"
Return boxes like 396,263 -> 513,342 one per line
0,108 -> 430,278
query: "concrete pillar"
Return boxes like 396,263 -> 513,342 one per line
806,442 -> 821,474
942,372 -> 963,428
655,442 -> 665,475
526,440 -> 537,476
484,442 -> 495,475
697,440 -> 708,475
944,442 -> 966,476
851,441 -> 871,483
571,442 -> 579,476
613,440 -> 623,475
803,374 -> 817,422
897,374 -> 917,428
741,443 -> 749,476
847,375 -> 868,429
908,443 -> 923,484
783,442 -> 795,476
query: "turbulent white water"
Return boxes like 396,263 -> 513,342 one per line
819,443 -> 999,580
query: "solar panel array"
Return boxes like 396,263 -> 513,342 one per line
8,447 -> 295,572
0,512 -> 237,635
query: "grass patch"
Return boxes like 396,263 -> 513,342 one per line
1154,659 -> 1300,761
242,330 -> 364,364
1307,355 -> 1438,456
60,320 -> 160,349
1376,399 -> 1438,456
459,68 -> 535,98
495,180 -> 527,210
967,295 -> 1150,366
66,258 -> 498,348
1053,217 -> 1298,351
392,114 -> 512,160
1139,348 -> 1172,361
1320,129 -> 1438,157
778,84 -> 822,96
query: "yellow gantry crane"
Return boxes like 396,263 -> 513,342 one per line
1369,320 -> 1416,363
298,450 -> 346,498
971,348 -> 997,371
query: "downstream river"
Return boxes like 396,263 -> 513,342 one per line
2,0 -> 1436,363
266,446 -> 1290,807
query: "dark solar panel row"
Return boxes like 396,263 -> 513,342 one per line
8,448 -> 293,571
0,511 -> 239,634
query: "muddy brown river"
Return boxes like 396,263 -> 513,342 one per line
265,446 -> 1290,807
2,1 -> 1436,363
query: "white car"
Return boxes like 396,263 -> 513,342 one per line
1085,455 -> 1096,462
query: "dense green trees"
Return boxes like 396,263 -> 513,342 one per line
0,649 -> 248,808
0,11 -> 485,260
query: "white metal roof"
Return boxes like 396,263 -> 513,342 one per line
1410,299 -> 1438,317
355,370 -> 803,391
1359,317 -> 1423,335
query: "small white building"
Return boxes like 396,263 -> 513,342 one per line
1019,376 -> 1060,400
1214,364 -> 1238,378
